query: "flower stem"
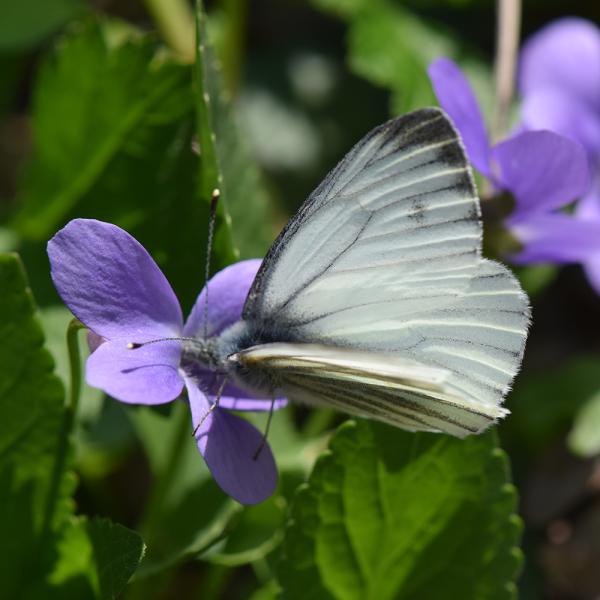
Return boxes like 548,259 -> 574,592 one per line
39,319 -> 86,551
66,318 -> 86,415
143,0 -> 196,63
218,0 -> 248,96
491,0 -> 521,142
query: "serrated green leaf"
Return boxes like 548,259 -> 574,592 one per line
48,516 -> 144,600
278,421 -> 521,600
0,253 -> 69,597
85,517 -> 145,599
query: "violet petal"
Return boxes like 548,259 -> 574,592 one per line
184,259 -> 262,338
86,339 -> 183,404
189,365 -> 288,411
48,219 -> 183,341
493,131 -> 589,220
510,214 -> 600,264
520,88 -> 600,158
87,331 -> 105,353
577,182 -> 600,294
520,17 -> 600,110
427,57 -> 491,175
576,178 -> 600,221
186,377 -> 278,505
583,258 -> 600,295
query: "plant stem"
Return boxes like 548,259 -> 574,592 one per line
491,0 -> 521,142
144,0 -> 196,63
39,319 -> 86,547
219,0 -> 248,96
66,319 -> 86,416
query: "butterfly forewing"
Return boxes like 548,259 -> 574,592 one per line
240,108 -> 529,436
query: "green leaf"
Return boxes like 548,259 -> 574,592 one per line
85,517 -> 145,599
311,0 -> 490,115
13,18 -> 213,311
348,5 -> 446,112
568,390 -> 600,457
278,421 -> 521,600
0,0 -> 84,51
16,13 -> 271,310
0,253 -> 69,596
0,253 -> 144,598
50,517 -> 144,600
16,19 -> 191,240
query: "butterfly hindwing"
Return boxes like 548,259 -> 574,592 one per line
234,343 -> 508,437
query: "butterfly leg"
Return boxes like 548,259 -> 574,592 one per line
192,378 -> 227,436
253,396 -> 276,460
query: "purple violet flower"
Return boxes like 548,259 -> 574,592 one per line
427,57 -> 593,284
519,17 -> 600,292
48,218 -> 286,505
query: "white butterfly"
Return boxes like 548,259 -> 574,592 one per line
196,107 -> 530,437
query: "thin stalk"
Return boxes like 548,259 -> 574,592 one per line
491,0 -> 521,142
39,319 -> 86,546
66,319 -> 86,416
219,0 -> 248,96
144,0 -> 196,63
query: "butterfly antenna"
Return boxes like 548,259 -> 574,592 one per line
253,396 -> 276,460
203,189 -> 220,340
192,377 -> 227,437
126,336 -> 196,349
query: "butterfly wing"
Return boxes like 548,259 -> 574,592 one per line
241,108 -> 529,434
232,343 -> 508,437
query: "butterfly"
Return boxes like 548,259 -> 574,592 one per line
196,107 -> 530,437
